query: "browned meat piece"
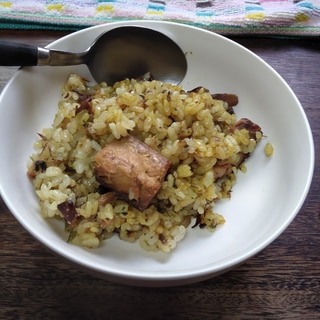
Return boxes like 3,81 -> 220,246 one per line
212,93 -> 239,107
98,192 -> 117,207
75,92 -> 92,114
94,135 -> 172,211
231,118 -> 262,140
213,161 -> 232,179
235,152 -> 249,168
212,153 -> 249,180
57,200 -> 79,225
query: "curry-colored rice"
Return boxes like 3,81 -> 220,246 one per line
27,74 -> 262,252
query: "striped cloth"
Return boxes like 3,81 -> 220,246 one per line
0,0 -> 319,36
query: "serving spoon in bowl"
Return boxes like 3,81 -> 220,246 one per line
0,26 -> 187,85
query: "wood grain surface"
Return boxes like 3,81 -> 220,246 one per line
0,30 -> 319,320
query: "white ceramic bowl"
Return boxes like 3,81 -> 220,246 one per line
0,21 -> 314,287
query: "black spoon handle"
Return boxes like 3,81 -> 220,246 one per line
0,40 -> 38,66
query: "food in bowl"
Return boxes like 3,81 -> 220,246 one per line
27,73 -> 263,253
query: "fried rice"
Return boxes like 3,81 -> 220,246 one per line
27,74 -> 262,253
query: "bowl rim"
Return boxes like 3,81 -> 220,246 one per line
0,20 -> 315,286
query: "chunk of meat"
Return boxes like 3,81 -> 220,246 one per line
213,162 -> 232,179
231,118 -> 262,140
98,192 -> 117,206
212,93 -> 239,114
75,91 -> 92,114
212,93 -> 239,108
57,200 -> 79,225
94,135 -> 172,211
212,152 -> 250,180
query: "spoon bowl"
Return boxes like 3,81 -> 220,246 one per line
0,26 -> 187,85
86,26 -> 187,84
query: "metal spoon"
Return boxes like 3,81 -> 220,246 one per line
0,26 -> 187,84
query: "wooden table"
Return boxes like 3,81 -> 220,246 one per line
0,30 -> 319,319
